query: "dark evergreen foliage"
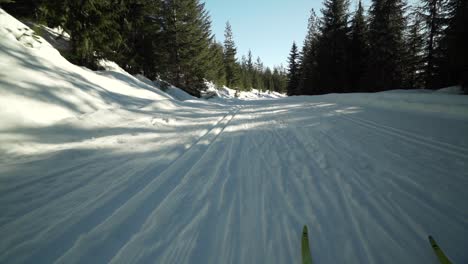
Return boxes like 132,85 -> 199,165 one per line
160,0 -> 213,97
206,41 -> 226,87
3,0 -> 464,95
223,22 -> 240,89
1,0 -> 43,19
367,0 -> 407,91
443,0 -> 468,92
405,10 -> 426,89
298,9 -> 320,95
287,42 -> 301,96
316,0 -> 350,93
348,1 -> 369,92
421,0 -> 447,89
234,50 -> 287,93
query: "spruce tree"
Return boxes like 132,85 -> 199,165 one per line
349,1 -> 369,92
243,50 -> 255,88
106,0 -> 165,78
223,22 -> 240,88
206,41 -> 226,87
254,57 -> 265,90
298,9 -> 320,95
287,42 -> 301,96
443,0 -> 468,92
421,0 -> 447,89
161,0 -> 213,97
65,0 -> 122,68
367,0 -> 407,91
240,55 -> 249,90
264,67 -> 273,91
316,0 -> 350,93
405,10 -> 425,89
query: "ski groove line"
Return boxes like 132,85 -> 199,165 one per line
100,106 -> 241,262
0,155 -> 134,228
296,129 -> 374,262
325,118 -> 468,229
128,127 -> 238,263
349,115 -> 468,153
340,115 -> 468,160
56,106 -> 241,263
6,107 -> 239,264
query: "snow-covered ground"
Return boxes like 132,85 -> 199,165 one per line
1,9 -> 468,264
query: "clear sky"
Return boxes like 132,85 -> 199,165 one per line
204,0 -> 369,69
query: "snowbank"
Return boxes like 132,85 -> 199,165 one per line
205,82 -> 286,101
0,8 -> 172,128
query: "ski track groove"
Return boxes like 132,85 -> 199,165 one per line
54,106 -> 241,263
4,154 -> 170,264
242,109 -> 321,263
283,126 -> 373,263
0,155 -> 134,225
324,114 -> 468,262
339,114 -> 468,185
0,106 -> 237,263
117,123 -> 238,263
340,114 -> 468,160
0,151 -> 111,195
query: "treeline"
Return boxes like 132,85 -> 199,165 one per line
1,0 -> 287,97
222,22 -> 287,93
287,0 -> 468,96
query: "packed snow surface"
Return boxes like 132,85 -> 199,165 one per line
1,9 -> 468,264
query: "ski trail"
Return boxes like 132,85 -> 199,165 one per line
0,107 -> 237,263
340,114 -> 468,160
1,100 -> 467,264
53,107 -> 240,263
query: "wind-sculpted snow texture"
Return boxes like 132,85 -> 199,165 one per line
1,8 -> 468,264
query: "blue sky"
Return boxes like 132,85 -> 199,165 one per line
203,0 -> 363,69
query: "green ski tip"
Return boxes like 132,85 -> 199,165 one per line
428,235 -> 453,264
301,225 -> 313,264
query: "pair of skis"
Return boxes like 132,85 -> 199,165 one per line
301,225 -> 453,264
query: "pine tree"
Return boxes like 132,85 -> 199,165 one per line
206,40 -> 226,87
421,0 -> 447,89
263,67 -> 273,91
367,0 -> 407,91
65,0 -> 122,68
287,42 -> 301,95
316,0 -> 350,93
443,0 -> 468,92
349,1 -> 369,92
108,0 -> 165,78
239,55 -> 249,90
404,10 -> 425,89
254,57 -> 264,90
298,9 -> 320,95
161,0 -> 213,97
223,22 -> 240,88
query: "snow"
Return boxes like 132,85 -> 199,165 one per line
1,8 -> 468,264
206,84 -> 286,100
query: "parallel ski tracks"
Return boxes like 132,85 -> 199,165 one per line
1,106 -> 241,264
340,115 -> 468,160
53,106 -> 241,263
